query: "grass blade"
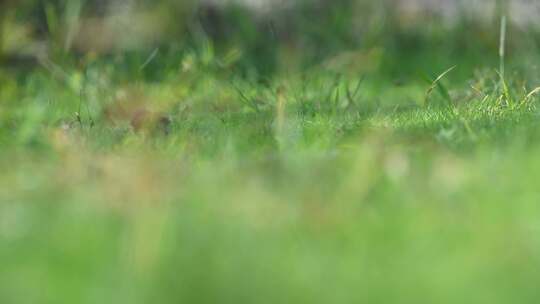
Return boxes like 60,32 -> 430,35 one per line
424,66 -> 456,106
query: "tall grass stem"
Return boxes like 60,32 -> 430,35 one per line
499,15 -> 507,81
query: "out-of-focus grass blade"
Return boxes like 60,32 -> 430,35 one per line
424,66 -> 456,106
496,70 -> 514,107
526,87 -> 540,100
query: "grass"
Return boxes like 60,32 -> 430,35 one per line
3,62 -> 540,303
3,2 -> 540,304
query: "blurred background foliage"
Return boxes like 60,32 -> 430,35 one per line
1,0 -> 539,81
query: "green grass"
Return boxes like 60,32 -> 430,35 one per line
2,60 -> 540,303
4,2 -> 540,303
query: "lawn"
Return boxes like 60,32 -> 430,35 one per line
2,1 -> 540,303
